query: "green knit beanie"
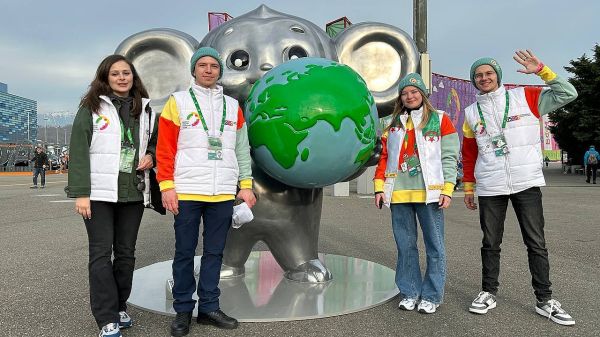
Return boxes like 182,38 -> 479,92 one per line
470,57 -> 502,87
190,47 -> 224,79
398,73 -> 428,96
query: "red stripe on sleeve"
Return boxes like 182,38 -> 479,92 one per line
156,116 -> 180,183
461,136 -> 478,183
440,113 -> 457,137
525,87 -> 543,118
237,107 -> 245,130
374,136 -> 388,180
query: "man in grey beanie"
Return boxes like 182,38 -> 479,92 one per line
156,46 -> 256,336
461,50 -> 578,326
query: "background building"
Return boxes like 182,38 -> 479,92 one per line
0,82 -> 38,143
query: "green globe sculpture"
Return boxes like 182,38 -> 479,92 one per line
245,57 -> 379,188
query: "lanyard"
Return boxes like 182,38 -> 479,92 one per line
119,119 -> 134,145
189,88 -> 227,136
477,91 -> 509,130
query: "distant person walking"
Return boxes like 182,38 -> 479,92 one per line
30,146 -> 48,189
584,145 -> 599,184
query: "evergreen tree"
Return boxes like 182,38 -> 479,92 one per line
549,44 -> 600,162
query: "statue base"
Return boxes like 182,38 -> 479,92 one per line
128,251 -> 399,322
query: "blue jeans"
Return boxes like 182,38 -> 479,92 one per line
391,203 -> 446,304
172,200 -> 234,313
32,167 -> 45,186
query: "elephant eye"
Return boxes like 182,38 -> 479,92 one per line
229,50 -> 249,70
286,46 -> 308,60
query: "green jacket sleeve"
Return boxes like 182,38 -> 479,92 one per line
66,106 -> 93,198
235,123 -> 253,181
537,67 -> 578,116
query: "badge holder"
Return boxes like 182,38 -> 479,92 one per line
491,134 -> 509,157
405,155 -> 421,176
120,146 -> 136,173
208,136 -> 223,161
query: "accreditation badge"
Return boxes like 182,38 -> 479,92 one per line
208,150 -> 223,161
208,137 -> 223,151
491,134 -> 509,157
405,155 -> 421,176
119,146 -> 136,173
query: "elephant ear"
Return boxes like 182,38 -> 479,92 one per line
115,28 -> 200,111
334,23 -> 419,117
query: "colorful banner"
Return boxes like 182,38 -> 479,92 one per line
208,12 -> 233,31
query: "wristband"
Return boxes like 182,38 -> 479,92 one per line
535,62 -> 545,74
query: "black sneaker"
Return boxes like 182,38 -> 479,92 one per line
197,309 -> 238,329
535,299 -> 575,326
170,312 -> 192,337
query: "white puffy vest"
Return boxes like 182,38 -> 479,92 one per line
385,109 -> 446,204
171,85 -> 240,195
464,86 -> 544,196
89,96 -> 155,203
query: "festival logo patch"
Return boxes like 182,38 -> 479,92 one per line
507,113 -> 530,123
224,119 -> 236,127
186,111 -> 201,127
94,114 -> 110,130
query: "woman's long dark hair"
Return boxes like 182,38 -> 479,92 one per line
79,55 -> 149,116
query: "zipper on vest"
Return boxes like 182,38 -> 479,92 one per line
490,93 -> 513,193
210,91 -> 217,195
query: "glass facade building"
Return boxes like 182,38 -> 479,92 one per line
0,83 -> 38,143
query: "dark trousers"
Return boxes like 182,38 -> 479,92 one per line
32,167 -> 45,186
84,201 -> 144,328
586,164 -> 597,182
478,187 -> 552,302
172,200 -> 233,313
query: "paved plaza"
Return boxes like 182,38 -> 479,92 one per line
1,164 -> 598,336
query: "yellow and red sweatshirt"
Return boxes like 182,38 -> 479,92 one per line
156,84 -> 253,202
462,66 -> 577,196
374,109 -> 459,203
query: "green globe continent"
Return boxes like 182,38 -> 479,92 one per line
245,57 -> 379,188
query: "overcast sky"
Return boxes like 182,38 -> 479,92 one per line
1,0 -> 598,117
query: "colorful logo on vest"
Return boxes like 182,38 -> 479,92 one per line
95,114 -> 110,130
186,111 -> 201,127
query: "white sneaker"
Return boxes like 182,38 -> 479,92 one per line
469,291 -> 497,314
417,300 -> 439,314
535,299 -> 575,326
118,311 -> 132,329
398,297 -> 418,311
98,323 -> 121,337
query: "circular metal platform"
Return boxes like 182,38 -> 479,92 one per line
128,251 -> 399,322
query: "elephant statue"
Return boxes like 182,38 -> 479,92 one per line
116,5 -> 419,283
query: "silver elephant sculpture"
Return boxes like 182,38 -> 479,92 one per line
116,5 -> 420,283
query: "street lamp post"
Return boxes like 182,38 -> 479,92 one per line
44,116 -> 48,144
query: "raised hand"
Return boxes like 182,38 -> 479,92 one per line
513,49 -> 543,74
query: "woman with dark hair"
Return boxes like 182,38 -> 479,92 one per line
66,54 -> 157,337
373,73 -> 459,314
